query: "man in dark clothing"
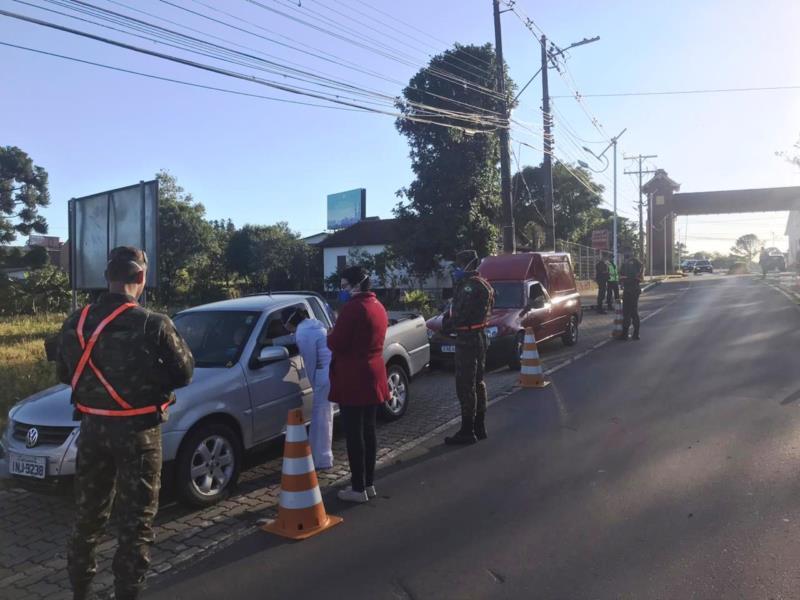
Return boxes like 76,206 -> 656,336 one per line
595,256 -> 609,314
443,250 -> 494,445
619,249 -> 644,341
55,246 -> 194,600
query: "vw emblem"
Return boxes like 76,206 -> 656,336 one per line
26,427 -> 39,448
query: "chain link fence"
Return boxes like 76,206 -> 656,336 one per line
556,240 -> 607,281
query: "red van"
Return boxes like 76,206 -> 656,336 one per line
427,252 -> 583,369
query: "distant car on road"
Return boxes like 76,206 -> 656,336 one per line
693,260 -> 714,274
681,260 -> 697,273
427,252 -> 582,370
761,248 -> 787,272
1,292 -> 430,507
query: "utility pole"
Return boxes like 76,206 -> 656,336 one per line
624,154 -> 657,273
492,0 -> 515,254
540,34 -> 555,251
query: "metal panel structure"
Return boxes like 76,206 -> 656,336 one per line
69,180 -> 158,290
326,188 -> 366,230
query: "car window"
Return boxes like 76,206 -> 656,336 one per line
256,305 -> 305,357
492,282 -> 524,309
173,311 -> 260,368
528,283 -> 547,303
309,297 -> 331,328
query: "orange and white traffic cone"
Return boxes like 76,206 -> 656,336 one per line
519,328 -> 550,389
262,408 -> 343,540
612,300 -> 623,339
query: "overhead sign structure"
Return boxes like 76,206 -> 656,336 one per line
68,180 -> 158,290
327,188 -> 366,230
591,229 -> 610,251
27,235 -> 61,249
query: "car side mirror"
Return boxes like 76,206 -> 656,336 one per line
529,296 -> 546,310
254,346 -> 289,367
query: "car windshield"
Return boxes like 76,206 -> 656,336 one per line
697,261 -> 711,266
491,282 -> 524,309
173,310 -> 260,368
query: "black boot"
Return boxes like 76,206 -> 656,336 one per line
474,412 -> 487,440
445,416 -> 477,445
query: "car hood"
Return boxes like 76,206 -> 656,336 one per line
8,367 -> 228,428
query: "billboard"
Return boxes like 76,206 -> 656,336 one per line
327,188 -> 366,230
591,229 -> 610,251
69,180 -> 158,289
27,235 -> 61,249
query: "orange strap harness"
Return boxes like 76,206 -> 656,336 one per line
71,303 -> 169,417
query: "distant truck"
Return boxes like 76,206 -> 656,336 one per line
761,247 -> 787,272
1,292 -> 430,507
427,252 -> 582,370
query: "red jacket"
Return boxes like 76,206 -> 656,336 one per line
327,292 -> 389,406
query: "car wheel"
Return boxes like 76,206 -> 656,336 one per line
381,364 -> 409,421
562,315 -> 579,346
508,331 -> 524,371
176,422 -> 242,508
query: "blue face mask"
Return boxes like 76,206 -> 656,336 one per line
452,268 -> 466,283
338,289 -> 352,304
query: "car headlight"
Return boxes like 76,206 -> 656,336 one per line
485,326 -> 499,339
427,328 -> 435,340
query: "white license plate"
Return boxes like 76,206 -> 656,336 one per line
441,345 -> 456,353
9,452 -> 46,479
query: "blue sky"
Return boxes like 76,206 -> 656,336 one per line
1,0 -> 799,255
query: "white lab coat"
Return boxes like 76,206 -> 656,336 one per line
295,318 -> 334,469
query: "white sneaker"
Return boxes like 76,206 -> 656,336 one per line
366,485 -> 377,499
337,488 -> 368,503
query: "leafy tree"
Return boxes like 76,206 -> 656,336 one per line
393,44 -> 515,279
512,162 -> 604,247
155,170 -> 216,305
0,146 -> 50,243
225,223 -> 307,292
730,233 -> 761,263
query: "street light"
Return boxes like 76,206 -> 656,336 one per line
581,128 -> 627,265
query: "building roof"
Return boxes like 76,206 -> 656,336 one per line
318,218 -> 401,248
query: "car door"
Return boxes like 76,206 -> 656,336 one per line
243,306 -> 313,443
527,282 -> 560,339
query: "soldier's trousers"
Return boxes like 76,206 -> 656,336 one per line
622,289 -> 641,337
454,330 -> 488,420
68,417 -> 162,600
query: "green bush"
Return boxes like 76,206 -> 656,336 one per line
402,289 -> 435,319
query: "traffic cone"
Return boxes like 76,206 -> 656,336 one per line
612,300 -> 623,338
262,408 -> 343,540
519,328 -> 550,388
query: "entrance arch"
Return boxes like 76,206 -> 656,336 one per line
641,170 -> 800,274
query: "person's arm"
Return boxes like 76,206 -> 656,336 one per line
327,303 -> 356,354
297,327 -> 318,388
54,322 -> 72,385
156,316 -> 194,390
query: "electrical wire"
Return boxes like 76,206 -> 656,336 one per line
551,85 -> 800,98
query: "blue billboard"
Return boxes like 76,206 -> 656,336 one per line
327,188 -> 366,230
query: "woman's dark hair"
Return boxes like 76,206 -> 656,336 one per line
341,265 -> 371,292
285,307 -> 309,328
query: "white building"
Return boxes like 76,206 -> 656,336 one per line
318,218 -> 450,292
787,211 -> 800,268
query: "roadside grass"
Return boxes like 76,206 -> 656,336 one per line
0,314 -> 64,428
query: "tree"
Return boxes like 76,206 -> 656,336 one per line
0,146 -> 50,243
730,234 -> 761,263
392,44 -> 515,279
155,170 -> 216,306
225,223 -> 306,292
512,162 -> 604,247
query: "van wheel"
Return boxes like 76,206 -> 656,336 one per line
562,316 -> 579,346
508,331 -> 524,371
381,364 -> 409,421
176,423 -> 242,508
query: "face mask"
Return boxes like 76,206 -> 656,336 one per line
338,289 -> 352,304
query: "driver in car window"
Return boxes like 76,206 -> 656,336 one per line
223,326 -> 249,363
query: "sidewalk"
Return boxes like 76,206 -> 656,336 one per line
764,271 -> 800,304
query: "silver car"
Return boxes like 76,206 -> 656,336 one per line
0,292 -> 430,506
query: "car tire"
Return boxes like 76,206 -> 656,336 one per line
381,363 -> 410,421
562,315 -> 579,346
176,422 -> 242,508
508,331 -> 524,371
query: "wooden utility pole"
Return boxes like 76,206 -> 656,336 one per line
492,0 -> 515,254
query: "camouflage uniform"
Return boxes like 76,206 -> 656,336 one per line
444,262 -> 494,442
620,258 -> 643,339
55,292 -> 193,600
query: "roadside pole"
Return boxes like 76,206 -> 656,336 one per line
624,154 -> 657,272
492,0 -> 515,254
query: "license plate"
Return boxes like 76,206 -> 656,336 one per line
441,345 -> 456,353
9,452 -> 46,479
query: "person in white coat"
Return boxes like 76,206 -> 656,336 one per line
284,307 -> 334,469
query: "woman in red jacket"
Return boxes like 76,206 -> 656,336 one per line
328,265 -> 389,503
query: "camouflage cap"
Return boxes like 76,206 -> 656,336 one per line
455,250 -> 479,268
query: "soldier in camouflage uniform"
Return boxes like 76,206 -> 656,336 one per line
443,250 -> 495,445
54,246 -> 194,600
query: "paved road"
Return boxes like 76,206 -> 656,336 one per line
147,275 -> 800,600
0,280 -> 679,599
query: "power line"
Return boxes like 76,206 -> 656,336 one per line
551,85 -> 800,99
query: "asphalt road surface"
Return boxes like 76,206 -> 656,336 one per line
148,275 -> 800,600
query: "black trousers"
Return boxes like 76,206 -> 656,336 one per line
339,405 -> 377,493
455,330 -> 488,420
606,282 -> 620,308
596,279 -> 608,309
622,288 -> 641,337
